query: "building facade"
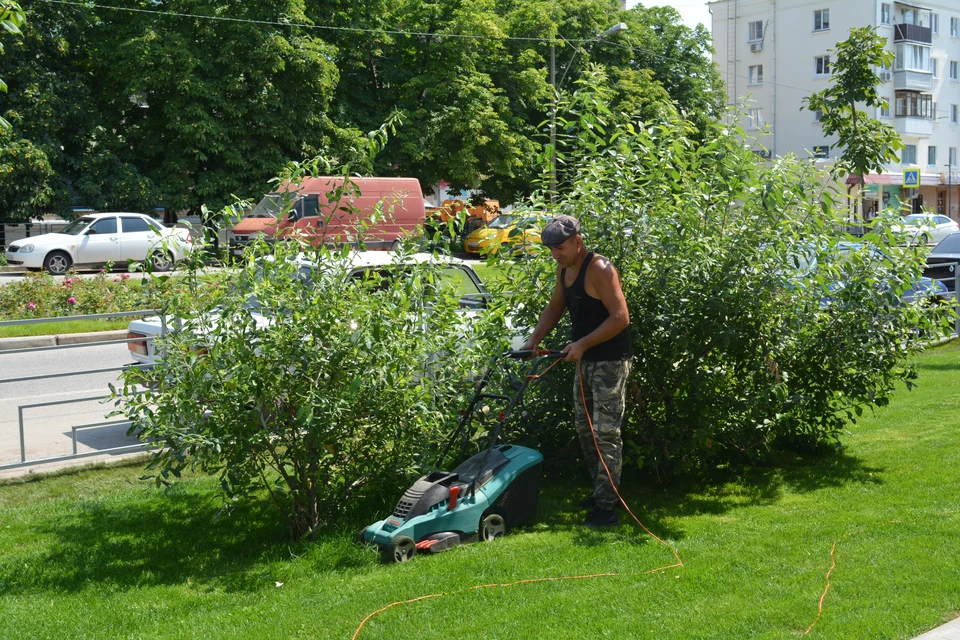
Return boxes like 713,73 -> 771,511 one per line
710,0 -> 960,218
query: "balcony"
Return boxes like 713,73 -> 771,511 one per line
894,69 -> 933,91
894,91 -> 935,138
894,23 -> 932,43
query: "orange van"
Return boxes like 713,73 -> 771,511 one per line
229,176 -> 425,259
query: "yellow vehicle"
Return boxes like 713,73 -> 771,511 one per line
463,213 -> 547,255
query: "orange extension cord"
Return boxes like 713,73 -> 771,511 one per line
351,360 -> 683,640
352,358 -> 838,638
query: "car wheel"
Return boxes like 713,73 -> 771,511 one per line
381,536 -> 416,563
43,251 -> 72,275
151,250 -> 174,272
479,512 -> 507,542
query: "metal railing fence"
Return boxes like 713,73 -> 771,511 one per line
0,310 -> 160,472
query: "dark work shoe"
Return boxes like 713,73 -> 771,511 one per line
583,507 -> 619,528
578,496 -> 596,509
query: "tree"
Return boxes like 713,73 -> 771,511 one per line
802,27 -> 904,205
483,69 -> 946,478
0,0 -> 25,130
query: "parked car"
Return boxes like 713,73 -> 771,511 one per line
4,212 -> 193,275
126,251 -> 516,365
888,213 -> 960,246
785,241 -> 948,305
463,213 -> 547,256
922,231 -> 960,292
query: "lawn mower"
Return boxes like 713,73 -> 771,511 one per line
358,349 -> 563,563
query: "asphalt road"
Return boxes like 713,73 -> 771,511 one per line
0,341 -> 145,474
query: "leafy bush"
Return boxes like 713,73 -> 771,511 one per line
115,186 -> 493,540
0,268 -> 178,319
484,68 -> 950,478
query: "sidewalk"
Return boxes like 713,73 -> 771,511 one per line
0,329 -> 128,351
913,618 -> 960,639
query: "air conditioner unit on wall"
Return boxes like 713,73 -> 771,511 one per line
880,71 -> 892,82
750,42 -> 763,53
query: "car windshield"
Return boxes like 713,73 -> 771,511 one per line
901,215 -> 931,226
59,217 -> 94,236
487,215 -> 518,229
249,193 -> 297,219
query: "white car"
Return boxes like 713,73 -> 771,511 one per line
4,212 -> 193,275
889,213 -> 960,246
126,251 -> 519,365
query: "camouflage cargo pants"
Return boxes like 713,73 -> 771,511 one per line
574,359 -> 631,512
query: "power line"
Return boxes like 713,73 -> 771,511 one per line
40,0 -> 584,44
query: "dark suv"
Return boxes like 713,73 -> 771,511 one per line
923,232 -> 960,291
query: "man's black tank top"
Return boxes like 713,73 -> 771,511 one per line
561,252 -> 632,362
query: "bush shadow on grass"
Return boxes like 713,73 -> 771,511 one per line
535,445 -> 883,547
0,482 -> 291,596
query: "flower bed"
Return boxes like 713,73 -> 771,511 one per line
0,270 -> 173,320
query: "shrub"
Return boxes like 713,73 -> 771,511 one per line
0,268 -> 175,319
483,68 -> 950,478
114,183 -> 493,540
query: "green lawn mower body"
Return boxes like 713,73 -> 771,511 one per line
358,350 -> 561,562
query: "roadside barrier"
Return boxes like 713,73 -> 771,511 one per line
0,310 -> 160,472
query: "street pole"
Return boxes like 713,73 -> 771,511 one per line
548,23 -> 627,204
948,163 -> 953,220
550,43 -> 556,203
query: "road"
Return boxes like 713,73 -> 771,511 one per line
0,341 -> 146,475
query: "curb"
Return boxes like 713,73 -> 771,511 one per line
0,330 -> 128,351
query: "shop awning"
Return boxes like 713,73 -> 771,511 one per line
845,174 -> 896,185
846,173 -> 941,186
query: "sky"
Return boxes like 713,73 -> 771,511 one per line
626,1 -> 714,32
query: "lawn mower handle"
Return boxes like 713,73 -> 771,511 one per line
504,349 -> 565,360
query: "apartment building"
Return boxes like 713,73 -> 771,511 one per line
710,0 -> 960,218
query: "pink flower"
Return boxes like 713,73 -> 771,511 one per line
28,302 -> 36,310
67,297 -> 76,305
113,277 -> 120,282
64,278 -> 73,285
121,273 -> 131,280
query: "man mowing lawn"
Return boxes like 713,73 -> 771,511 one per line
520,215 -> 632,528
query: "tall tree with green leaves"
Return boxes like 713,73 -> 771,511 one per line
0,0 -> 25,130
802,27 -> 904,199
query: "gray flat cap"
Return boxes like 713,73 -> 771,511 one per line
541,215 -> 581,247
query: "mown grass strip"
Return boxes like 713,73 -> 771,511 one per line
0,335 -> 957,640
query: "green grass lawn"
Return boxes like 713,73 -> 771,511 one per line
2,326 -> 959,639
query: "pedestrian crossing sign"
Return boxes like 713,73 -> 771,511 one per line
903,168 -> 920,188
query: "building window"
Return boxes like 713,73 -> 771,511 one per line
881,3 -> 891,26
747,108 -> 764,129
952,61 -> 960,80
929,146 -> 938,166
932,13 -> 939,34
880,102 -> 890,118
895,44 -> 931,72
813,108 -> 824,122
748,65 -> 763,85
815,55 -> 831,76
951,147 -> 958,166
902,145 -> 918,165
814,9 -> 829,32
933,59 -> 939,79
812,145 -> 829,159
748,20 -> 764,42
952,104 -> 959,124
952,17 -> 960,38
